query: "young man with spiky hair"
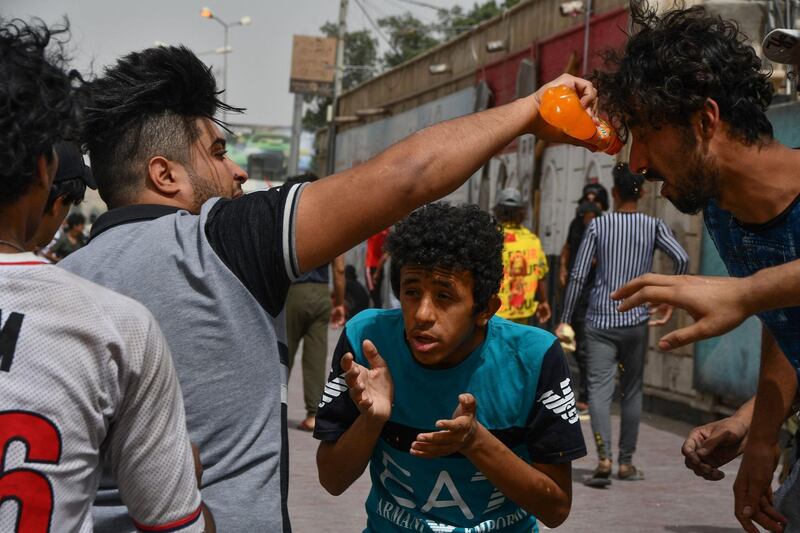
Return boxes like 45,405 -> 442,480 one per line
592,3 -> 800,531
314,204 -> 586,532
60,41 -> 598,532
0,19 -> 212,532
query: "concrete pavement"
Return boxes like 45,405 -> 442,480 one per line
286,327 -> 749,532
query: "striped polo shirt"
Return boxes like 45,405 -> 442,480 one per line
562,212 -> 689,329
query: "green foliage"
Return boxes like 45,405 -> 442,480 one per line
377,13 -> 440,68
303,24 -> 379,131
437,0 -> 522,40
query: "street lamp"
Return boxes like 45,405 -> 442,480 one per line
200,7 -> 251,120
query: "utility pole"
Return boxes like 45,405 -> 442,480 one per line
581,0 -> 593,75
326,0 -> 348,176
288,93 -> 303,176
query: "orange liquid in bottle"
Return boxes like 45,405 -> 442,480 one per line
539,85 -> 622,155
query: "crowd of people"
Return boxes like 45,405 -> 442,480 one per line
0,2 -> 799,533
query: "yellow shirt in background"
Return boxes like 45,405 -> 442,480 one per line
496,223 -> 549,321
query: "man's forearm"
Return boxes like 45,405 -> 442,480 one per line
463,424 -> 571,528
317,415 -> 385,496
746,260 -> 800,315
332,255 -> 345,306
749,330 -> 798,445
295,95 -> 540,272
537,279 -> 549,304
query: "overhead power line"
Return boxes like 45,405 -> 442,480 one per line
393,0 -> 446,11
353,0 -> 401,55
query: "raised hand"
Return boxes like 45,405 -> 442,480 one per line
410,393 -> 479,459
530,73 -> 599,148
611,274 -> 754,350
341,339 -> 393,423
681,416 -> 749,481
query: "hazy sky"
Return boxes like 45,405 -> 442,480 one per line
4,0 -> 476,126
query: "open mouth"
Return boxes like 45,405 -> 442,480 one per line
409,333 -> 439,353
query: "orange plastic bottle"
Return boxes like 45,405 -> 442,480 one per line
539,85 -> 623,155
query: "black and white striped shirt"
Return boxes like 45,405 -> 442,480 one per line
561,212 -> 689,329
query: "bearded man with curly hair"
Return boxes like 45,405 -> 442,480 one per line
597,3 -> 800,531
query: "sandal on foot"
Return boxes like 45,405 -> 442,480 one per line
618,464 -> 645,481
583,461 -> 612,488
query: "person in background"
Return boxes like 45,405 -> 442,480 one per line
50,211 -> 86,260
314,203 -> 585,532
284,172 -> 346,432
345,264 -> 370,320
559,184 -> 608,413
558,163 -> 688,487
28,141 -> 95,261
366,227 -> 390,308
494,188 -> 551,326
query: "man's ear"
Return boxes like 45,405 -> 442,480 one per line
476,295 -> 502,326
146,155 -> 181,195
696,98 -> 720,141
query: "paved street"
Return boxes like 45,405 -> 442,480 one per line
287,328 -> 748,533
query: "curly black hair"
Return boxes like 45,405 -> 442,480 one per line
83,45 -> 243,208
45,177 -> 86,213
385,203 -> 505,313
594,2 -> 773,145
0,18 -> 81,207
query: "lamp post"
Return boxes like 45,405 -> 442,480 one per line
200,7 -> 251,120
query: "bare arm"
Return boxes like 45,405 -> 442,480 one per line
466,428 -> 572,528
733,329 -> 797,533
317,413 -> 386,496
559,243 -> 570,288
330,255 -> 346,326
536,279 -> 552,323
295,74 -> 598,272
316,341 -> 393,495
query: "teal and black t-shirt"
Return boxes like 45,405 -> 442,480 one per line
314,309 -> 586,533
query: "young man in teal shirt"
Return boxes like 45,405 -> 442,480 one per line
314,204 -> 586,532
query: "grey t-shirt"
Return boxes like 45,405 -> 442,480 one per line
60,184 -> 305,532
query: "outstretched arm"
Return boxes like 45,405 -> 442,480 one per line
612,259 -> 800,349
295,74 -> 598,272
